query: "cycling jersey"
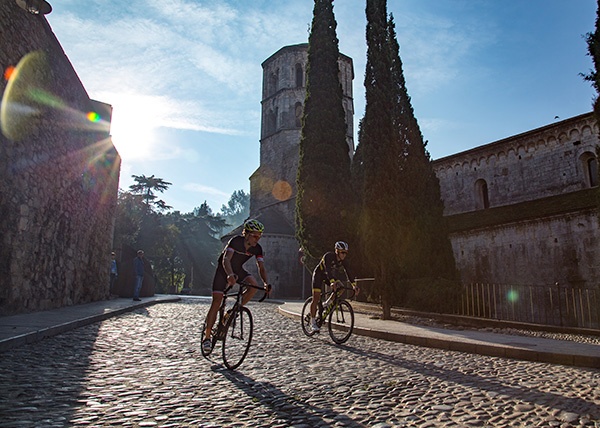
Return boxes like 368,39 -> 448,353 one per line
212,235 -> 264,293
312,251 -> 351,291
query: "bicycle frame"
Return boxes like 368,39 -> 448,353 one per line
216,281 -> 269,335
201,280 -> 270,369
318,282 -> 356,320
301,280 -> 356,344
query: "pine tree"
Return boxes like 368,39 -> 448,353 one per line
296,0 -> 355,266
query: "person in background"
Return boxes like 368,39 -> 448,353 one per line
132,250 -> 145,301
110,252 -> 118,295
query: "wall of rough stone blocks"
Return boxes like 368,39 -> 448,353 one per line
433,113 -> 599,287
434,114 -> 598,215
450,211 -> 599,287
0,2 -> 120,315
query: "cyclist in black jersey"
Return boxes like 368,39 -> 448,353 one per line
202,219 -> 270,353
309,241 -> 354,332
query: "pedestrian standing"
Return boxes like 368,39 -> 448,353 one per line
110,252 -> 118,295
133,250 -> 145,301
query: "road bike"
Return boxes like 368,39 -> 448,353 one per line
201,281 -> 270,370
301,281 -> 356,344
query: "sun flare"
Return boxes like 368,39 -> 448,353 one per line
105,93 -> 162,160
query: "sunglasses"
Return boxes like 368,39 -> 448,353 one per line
248,233 -> 262,239
338,250 -> 348,255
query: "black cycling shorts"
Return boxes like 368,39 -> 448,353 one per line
212,269 -> 250,294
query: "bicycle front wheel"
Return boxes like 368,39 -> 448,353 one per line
328,300 -> 354,344
222,306 -> 253,370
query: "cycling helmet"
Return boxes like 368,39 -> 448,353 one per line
334,241 -> 349,251
243,219 -> 264,233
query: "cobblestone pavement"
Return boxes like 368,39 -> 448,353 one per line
1,300 -> 599,428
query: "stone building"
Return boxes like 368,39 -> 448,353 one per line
247,44 -> 354,298
250,44 -> 599,299
0,1 -> 120,315
434,112 -> 599,288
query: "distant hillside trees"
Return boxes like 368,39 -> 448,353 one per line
296,0 -> 356,267
220,189 -> 250,234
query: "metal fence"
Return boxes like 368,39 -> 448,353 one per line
457,282 -> 600,330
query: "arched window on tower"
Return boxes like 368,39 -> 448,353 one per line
269,70 -> 278,96
580,151 -> 599,188
267,108 -> 278,135
475,179 -> 489,210
295,102 -> 303,128
295,63 -> 303,88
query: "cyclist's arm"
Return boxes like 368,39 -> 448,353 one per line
256,258 -> 268,287
223,249 -> 237,286
322,253 -> 337,285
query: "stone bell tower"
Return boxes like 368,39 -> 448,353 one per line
248,43 -> 354,298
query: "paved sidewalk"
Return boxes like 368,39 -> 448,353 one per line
1,297 -> 598,369
0,295 -> 181,352
278,302 -> 600,369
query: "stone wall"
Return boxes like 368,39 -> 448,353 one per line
433,113 -> 599,287
435,114 -> 598,215
0,2 -> 120,315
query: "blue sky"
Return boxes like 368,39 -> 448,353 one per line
45,0 -> 597,214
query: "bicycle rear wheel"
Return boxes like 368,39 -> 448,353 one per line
222,306 -> 253,370
301,297 -> 317,336
328,300 -> 354,344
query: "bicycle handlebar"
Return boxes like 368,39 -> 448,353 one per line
224,281 -> 271,302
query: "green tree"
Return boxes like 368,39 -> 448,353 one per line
129,174 -> 173,213
353,0 -> 399,318
581,0 -> 600,220
173,202 -> 227,294
220,189 -> 250,233
582,0 -> 600,121
354,0 -> 457,318
296,0 -> 356,267
386,14 -> 458,311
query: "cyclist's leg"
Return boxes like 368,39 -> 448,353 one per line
204,272 -> 227,341
310,288 -> 321,318
310,274 -> 323,318
240,271 -> 258,305
204,292 -> 223,340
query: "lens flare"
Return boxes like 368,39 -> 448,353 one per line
4,66 -> 15,81
272,180 -> 293,201
1,50 -> 51,141
507,289 -> 519,303
87,111 -> 100,122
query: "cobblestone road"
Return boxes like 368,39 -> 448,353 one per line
1,299 -> 599,427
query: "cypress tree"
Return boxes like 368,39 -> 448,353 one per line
387,14 -> 459,309
581,1 -> 600,224
296,0 -> 355,265
354,0 -> 402,318
355,0 -> 458,318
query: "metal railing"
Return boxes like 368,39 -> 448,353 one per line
457,282 -> 600,330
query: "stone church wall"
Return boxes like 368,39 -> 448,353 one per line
433,113 -> 599,287
435,114 -> 598,215
0,2 -> 120,315
451,211 -> 598,287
